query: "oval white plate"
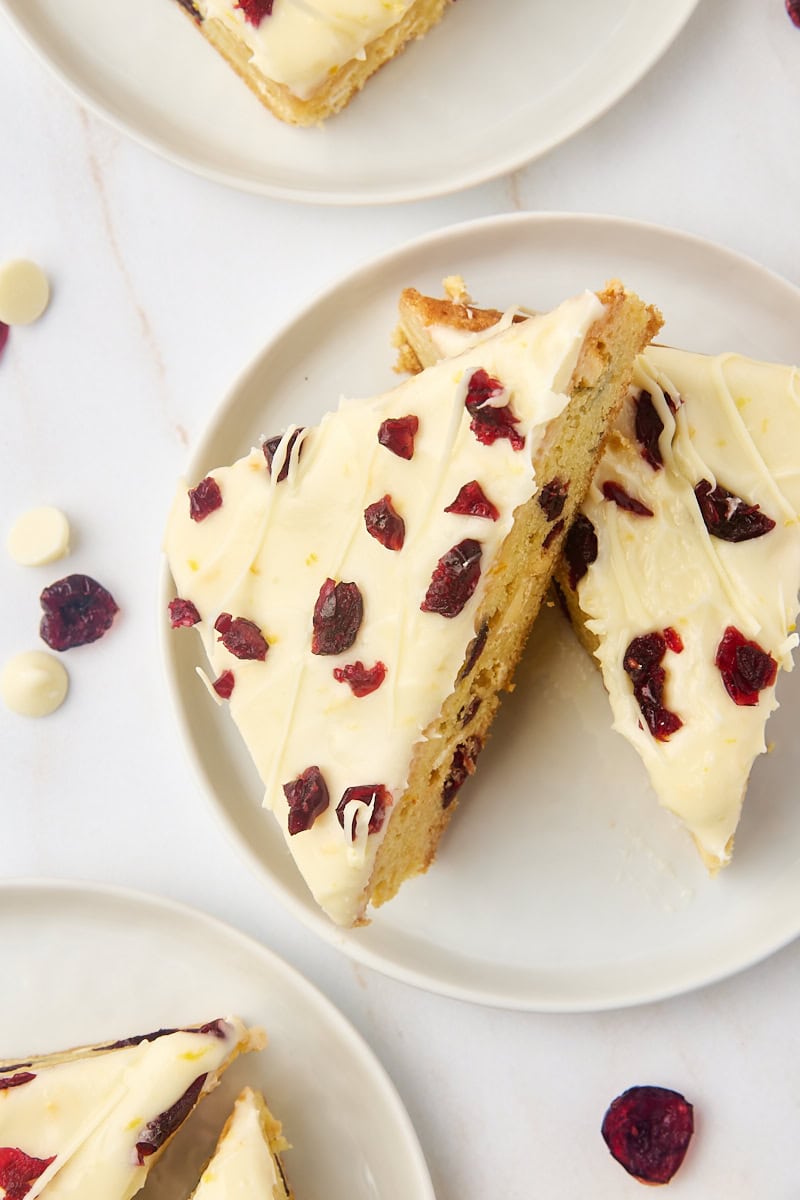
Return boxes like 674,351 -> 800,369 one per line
0,880 -> 434,1200
1,0 -> 698,204
163,211 -> 800,1010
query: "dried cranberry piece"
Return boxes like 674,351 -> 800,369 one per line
635,390 -> 666,470
263,427 -> 305,482
39,574 -> 118,651
0,1072 -> 35,1090
336,784 -> 391,839
442,736 -> 482,808
445,480 -> 499,521
421,539 -> 482,618
168,597 -> 201,628
564,514 -> 598,589
465,369 -> 524,451
312,579 -> 363,655
788,0 -> 800,26
663,626 -> 684,654
601,1085 -> 694,1185
623,633 -> 683,741
0,322 -> 8,360
135,1074 -> 207,1164
459,619 -> 489,680
364,495 -> 405,550
542,518 -> 565,551
694,479 -> 776,542
538,477 -> 569,522
188,476 -> 222,522
602,480 -> 654,517
457,696 -> 481,727
333,660 -> 386,697
283,765 -> 330,835
96,1021 -> 226,1052
235,0 -> 273,26
378,414 -> 419,460
212,670 -> 235,700
715,625 -> 777,706
214,613 -> 268,661
0,1148 -> 56,1200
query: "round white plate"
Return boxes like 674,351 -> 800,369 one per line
163,211 -> 800,1010
1,0 -> 698,204
0,880 -> 434,1200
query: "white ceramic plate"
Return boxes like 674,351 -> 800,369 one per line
0,880 -> 434,1200
163,211 -> 800,1011
1,0 -> 698,204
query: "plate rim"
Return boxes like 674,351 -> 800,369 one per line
0,876 -> 437,1200
161,209 -> 800,1012
1,0 -> 700,205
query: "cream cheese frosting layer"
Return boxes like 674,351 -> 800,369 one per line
165,291 -> 604,925
198,0 -> 414,100
577,349 -> 800,864
192,1089 -> 284,1199
418,313 -> 800,866
0,1018 -> 250,1200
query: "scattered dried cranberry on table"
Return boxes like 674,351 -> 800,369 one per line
39,574 -> 118,651
601,1084 -> 694,1185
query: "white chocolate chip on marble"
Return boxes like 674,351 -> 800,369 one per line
1,651 -> 69,717
7,506 -> 71,566
0,259 -> 51,326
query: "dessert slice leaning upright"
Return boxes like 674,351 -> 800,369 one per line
0,1018 -> 263,1200
165,284 -> 659,926
395,283 -> 800,870
189,1087 -> 293,1200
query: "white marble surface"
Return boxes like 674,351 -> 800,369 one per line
1,0 -> 799,1196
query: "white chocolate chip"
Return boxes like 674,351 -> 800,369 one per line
0,259 -> 51,326
1,651 -> 69,717
7,507 -> 70,566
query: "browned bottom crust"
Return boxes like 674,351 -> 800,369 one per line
178,0 -> 452,127
366,284 -> 662,910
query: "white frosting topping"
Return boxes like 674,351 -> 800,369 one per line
421,317 -> 800,865
197,0 -> 414,100
165,292 -> 604,925
577,348 -> 800,863
0,1019 -> 247,1200
1,651 -> 69,717
192,1089 -> 283,1199
0,259 -> 50,326
7,507 -> 70,567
